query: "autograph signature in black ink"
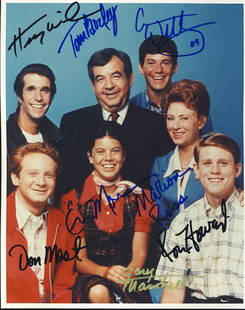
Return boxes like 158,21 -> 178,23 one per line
58,3 -> 118,58
158,199 -> 230,262
65,169 -> 191,235
135,8 -> 216,57
7,2 -> 101,57
8,235 -> 85,271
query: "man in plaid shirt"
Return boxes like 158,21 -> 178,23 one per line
155,133 -> 243,303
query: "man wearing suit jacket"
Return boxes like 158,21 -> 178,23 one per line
60,48 -> 173,194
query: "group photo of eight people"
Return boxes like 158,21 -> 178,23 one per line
6,35 -> 244,304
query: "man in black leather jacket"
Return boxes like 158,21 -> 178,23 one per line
7,63 -> 62,195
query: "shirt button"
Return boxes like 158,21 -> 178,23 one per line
106,211 -> 110,215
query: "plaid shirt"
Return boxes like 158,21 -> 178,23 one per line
59,174 -> 157,267
74,174 -> 156,266
16,194 -> 48,302
155,189 -> 244,299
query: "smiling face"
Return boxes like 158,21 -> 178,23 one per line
18,73 -> 51,121
11,153 -> 57,215
92,56 -> 134,113
139,53 -> 177,94
167,102 -> 206,148
195,146 -> 242,202
88,136 -> 125,182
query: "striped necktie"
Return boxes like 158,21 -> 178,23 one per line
110,112 -> 120,123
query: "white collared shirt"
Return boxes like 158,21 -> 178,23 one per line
16,193 -> 48,302
164,146 -> 195,211
102,102 -> 129,125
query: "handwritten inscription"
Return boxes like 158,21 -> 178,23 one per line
65,182 -> 158,235
7,2 -> 117,58
150,168 -> 191,201
135,8 -> 216,57
116,267 -> 202,292
158,199 -> 230,262
7,3 -> 216,59
58,3 -> 118,58
8,235 -> 85,270
65,170 -> 191,235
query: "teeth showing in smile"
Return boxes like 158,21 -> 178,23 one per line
152,76 -> 164,80
173,132 -> 184,137
103,165 -> 114,168
31,104 -> 45,108
208,178 -> 223,182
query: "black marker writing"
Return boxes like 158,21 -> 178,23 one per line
158,199 -> 230,262
8,235 -> 85,270
7,2 -> 101,57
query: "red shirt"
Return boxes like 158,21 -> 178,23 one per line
60,174 -> 157,235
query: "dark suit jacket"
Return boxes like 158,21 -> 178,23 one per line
59,103 -> 174,194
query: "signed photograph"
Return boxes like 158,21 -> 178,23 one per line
1,0 -> 244,308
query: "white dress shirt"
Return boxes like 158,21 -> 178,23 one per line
164,146 -> 195,212
102,102 -> 129,125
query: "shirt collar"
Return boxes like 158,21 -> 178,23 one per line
79,174 -> 98,204
15,193 -> 48,230
204,188 -> 239,218
145,90 -> 149,102
102,102 -> 129,125
164,146 -> 195,178
145,90 -> 163,114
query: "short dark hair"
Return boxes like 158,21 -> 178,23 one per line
165,79 -> 210,118
14,63 -> 57,101
139,35 -> 178,67
10,142 -> 60,177
87,121 -> 126,153
87,48 -> 133,82
194,133 -> 241,164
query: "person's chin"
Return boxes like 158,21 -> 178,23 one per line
103,173 -> 119,182
153,85 -> 167,92
172,138 -> 185,145
206,186 -> 225,198
31,192 -> 49,202
30,114 -> 46,121
149,81 -> 167,91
